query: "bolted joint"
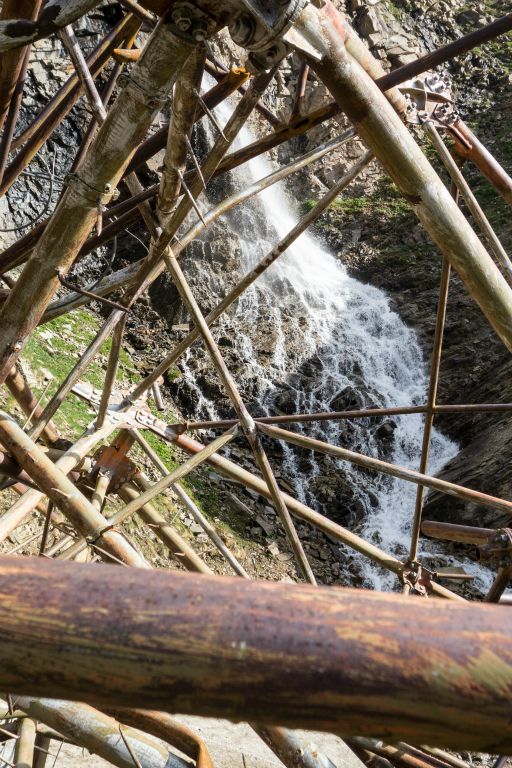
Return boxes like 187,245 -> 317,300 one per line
229,0 -> 309,52
170,2 -> 218,43
480,528 -> 512,567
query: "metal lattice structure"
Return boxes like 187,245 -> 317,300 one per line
0,1 -> 511,766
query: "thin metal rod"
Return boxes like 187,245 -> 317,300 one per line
59,24 -> 108,125
96,315 -> 126,429
425,121 -> 512,281
164,249 -> 316,585
258,422 -> 512,519
125,141 -> 363,405
58,427 -> 237,561
485,566 -> 512,603
409,254 -> 452,562
130,428 -> 249,578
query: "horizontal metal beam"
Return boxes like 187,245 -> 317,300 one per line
0,557 -> 510,751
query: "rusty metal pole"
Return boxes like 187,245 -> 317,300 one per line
0,411 -> 148,567
293,0 -> 512,352
258,422 -> 512,520
421,520 -> 494,546
0,1 -> 40,135
12,698 -> 190,768
450,119 -> 512,208
0,11 -> 199,384
425,122 -> 512,281
13,717 -> 36,768
164,249 -> 316,584
408,255 -> 451,563
0,1 -> 105,52
0,558 -> 510,749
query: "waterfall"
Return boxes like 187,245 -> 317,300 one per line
177,85 -> 493,593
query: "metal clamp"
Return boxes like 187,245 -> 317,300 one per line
63,172 -> 116,207
118,72 -> 169,111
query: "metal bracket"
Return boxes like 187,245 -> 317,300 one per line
402,563 -> 433,597
480,528 -> 512,567
228,0 -> 310,71
118,72 -> 170,111
402,71 -> 459,128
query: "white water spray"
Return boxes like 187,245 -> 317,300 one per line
179,88 -> 493,593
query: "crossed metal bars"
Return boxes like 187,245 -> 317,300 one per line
0,0 -> 510,766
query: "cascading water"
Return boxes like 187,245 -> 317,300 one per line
177,86 -> 493,593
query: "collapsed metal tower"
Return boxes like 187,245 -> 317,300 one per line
0,0 -> 511,765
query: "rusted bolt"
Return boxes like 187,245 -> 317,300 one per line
229,14 -> 256,47
172,9 -> 192,32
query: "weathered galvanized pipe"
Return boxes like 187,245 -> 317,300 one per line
450,119 -> 512,208
0,0 -> 105,52
0,11 -> 198,384
294,1 -> 512,352
12,698 -> 190,768
421,520 -> 494,546
0,558 -> 509,749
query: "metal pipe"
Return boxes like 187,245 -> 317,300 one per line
0,15 -> 139,196
168,431 -> 460,601
125,139 -> 363,404
164,249 -> 315,584
0,1 -> 40,134
13,698 -> 189,768
425,122 -> 512,281
0,422 -> 116,543
0,12 -> 198,384
0,412 -> 147,567
409,253 -> 451,562
450,119 -> 512,208
131,428 -> 249,578
4,365 -> 60,445
258,422 -> 512,519
295,1 -> 512,352
57,427 -> 237,561
157,45 -> 206,225
421,520 -> 494,546
13,717 -> 36,768
0,557 -> 509,750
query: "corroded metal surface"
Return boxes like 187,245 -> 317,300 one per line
0,558 -> 511,750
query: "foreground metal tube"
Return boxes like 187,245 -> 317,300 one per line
13,698 -> 189,768
294,1 -> 512,352
0,557 -> 510,750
